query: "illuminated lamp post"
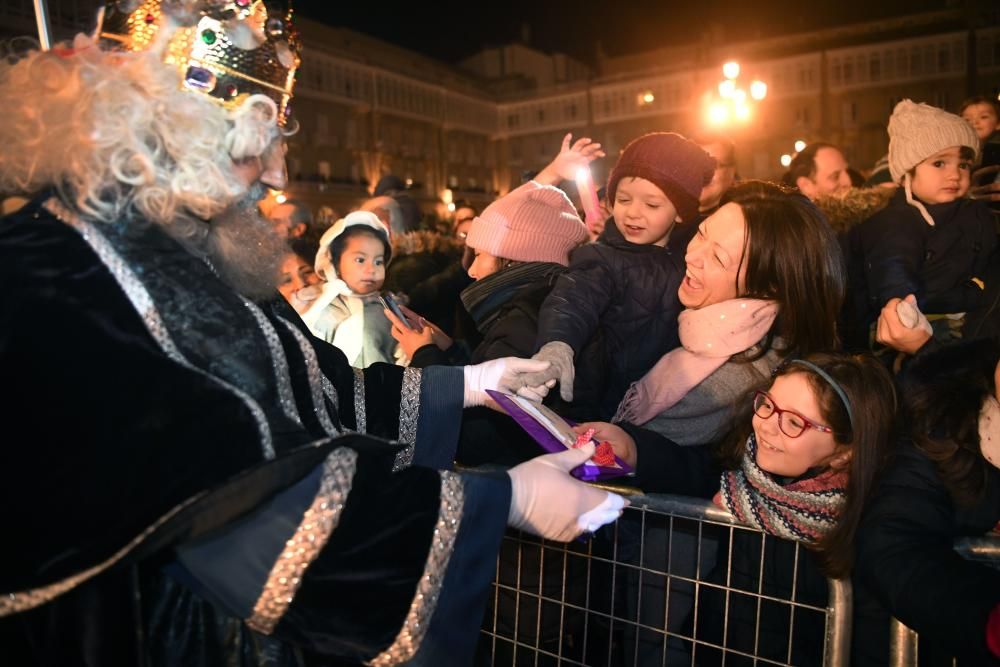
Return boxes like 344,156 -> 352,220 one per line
779,139 -> 809,168
704,61 -> 767,128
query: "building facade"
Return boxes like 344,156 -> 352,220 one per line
3,1 -> 1000,216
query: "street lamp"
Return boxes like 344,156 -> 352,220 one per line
779,139 -> 809,167
705,61 -> 766,128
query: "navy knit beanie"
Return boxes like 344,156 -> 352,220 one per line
606,132 -> 716,222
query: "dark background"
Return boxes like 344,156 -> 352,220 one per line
296,0 -> 953,64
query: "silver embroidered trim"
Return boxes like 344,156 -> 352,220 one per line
246,447 -> 358,635
320,372 -> 340,416
278,317 -> 340,437
353,368 -> 367,433
1,491 -> 206,616
242,298 -> 302,427
44,199 -> 276,459
392,368 -> 422,471
366,472 -> 465,667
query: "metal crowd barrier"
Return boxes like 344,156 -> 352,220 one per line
887,536 -> 1000,667
476,490 -> 852,666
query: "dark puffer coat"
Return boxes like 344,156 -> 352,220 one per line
845,189 -> 997,335
535,218 -> 695,418
853,441 -> 1000,666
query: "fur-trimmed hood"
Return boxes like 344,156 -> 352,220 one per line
391,229 -> 464,258
812,187 -> 896,236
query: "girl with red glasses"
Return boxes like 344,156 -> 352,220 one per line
579,352 -> 896,664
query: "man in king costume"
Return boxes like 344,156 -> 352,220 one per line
0,2 -> 626,664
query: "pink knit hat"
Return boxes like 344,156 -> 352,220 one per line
465,182 -> 588,266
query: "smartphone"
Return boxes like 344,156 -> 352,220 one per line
379,293 -> 413,330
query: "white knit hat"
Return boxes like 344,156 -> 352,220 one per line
888,99 -> 981,183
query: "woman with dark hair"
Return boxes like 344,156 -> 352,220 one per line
853,337 -> 1000,665
571,181 -> 849,665
608,180 -> 845,449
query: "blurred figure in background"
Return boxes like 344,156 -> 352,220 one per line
786,142 -> 853,200
277,238 -> 322,314
451,200 -> 477,241
694,133 -> 737,216
267,197 -> 312,239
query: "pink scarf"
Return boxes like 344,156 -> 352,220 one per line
613,298 -> 778,425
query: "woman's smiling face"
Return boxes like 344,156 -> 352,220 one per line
678,203 -> 748,309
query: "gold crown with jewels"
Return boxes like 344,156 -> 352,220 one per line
100,0 -> 300,125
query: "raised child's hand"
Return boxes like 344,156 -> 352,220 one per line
534,133 -> 606,186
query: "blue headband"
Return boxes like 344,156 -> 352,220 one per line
787,359 -> 854,434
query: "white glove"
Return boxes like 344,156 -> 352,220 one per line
507,443 -> 628,542
462,357 -> 554,408
520,341 -> 576,402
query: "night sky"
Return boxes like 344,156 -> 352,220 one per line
296,0 -> 953,65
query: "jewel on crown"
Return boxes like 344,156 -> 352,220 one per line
100,0 -> 300,125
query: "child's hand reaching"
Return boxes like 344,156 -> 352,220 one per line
534,133 -> 606,186
521,341 -> 575,401
573,422 -> 637,468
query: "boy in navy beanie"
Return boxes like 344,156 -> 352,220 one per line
523,132 -> 716,417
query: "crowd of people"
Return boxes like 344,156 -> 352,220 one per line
271,93 -> 1000,664
2,1 -> 1000,665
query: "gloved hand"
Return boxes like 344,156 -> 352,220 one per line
462,357 -> 555,408
519,341 -> 576,402
507,443 -> 628,542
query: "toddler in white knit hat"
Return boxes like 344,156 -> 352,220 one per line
854,99 -> 997,348
888,99 -> 981,226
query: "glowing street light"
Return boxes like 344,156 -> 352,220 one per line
794,139 -> 807,152
641,91 -> 655,104
780,154 -> 793,167
704,61 -> 765,128
708,102 -> 730,125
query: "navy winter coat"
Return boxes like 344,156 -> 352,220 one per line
535,218 -> 694,418
848,190 -> 997,327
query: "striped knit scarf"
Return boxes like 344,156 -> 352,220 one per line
716,434 -> 848,544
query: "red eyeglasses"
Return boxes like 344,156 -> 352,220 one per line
752,390 -> 833,438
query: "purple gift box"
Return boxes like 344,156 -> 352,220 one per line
486,390 -> 634,482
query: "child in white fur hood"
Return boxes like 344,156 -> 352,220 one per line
301,211 -> 404,368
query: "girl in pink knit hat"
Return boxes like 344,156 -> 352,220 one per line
386,173 -> 590,372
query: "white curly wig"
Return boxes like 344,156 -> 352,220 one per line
0,33 -> 281,241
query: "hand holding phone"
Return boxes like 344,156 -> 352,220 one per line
379,293 -> 413,330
